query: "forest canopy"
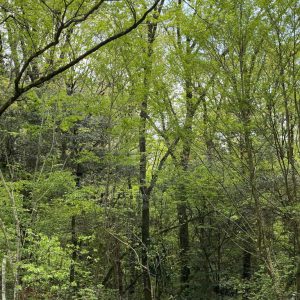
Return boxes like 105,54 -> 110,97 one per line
0,0 -> 299,299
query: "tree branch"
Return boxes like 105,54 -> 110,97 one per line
14,0 -> 106,91
0,0 -> 160,116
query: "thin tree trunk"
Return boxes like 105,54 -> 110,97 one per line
2,256 -> 6,300
139,58 -> 151,297
139,18 -> 158,300
177,39 -> 194,293
0,171 -> 21,300
114,239 -> 123,299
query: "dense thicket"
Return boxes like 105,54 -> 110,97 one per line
0,0 -> 299,299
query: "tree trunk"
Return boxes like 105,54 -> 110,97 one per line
2,256 -> 6,300
177,61 -> 194,293
114,239 -> 123,299
139,17 -> 160,300
139,37 -> 151,296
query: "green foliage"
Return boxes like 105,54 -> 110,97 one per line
21,232 -> 71,297
0,0 -> 299,299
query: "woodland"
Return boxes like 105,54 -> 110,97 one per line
0,0 -> 299,299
